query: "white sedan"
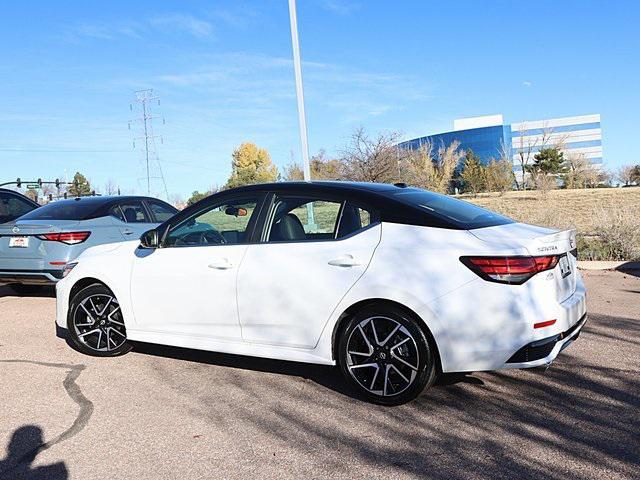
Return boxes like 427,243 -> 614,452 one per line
55,182 -> 587,405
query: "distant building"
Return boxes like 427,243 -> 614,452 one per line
398,114 -> 603,182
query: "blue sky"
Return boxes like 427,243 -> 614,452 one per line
1,0 -> 638,199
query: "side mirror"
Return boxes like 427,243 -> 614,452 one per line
225,206 -> 248,217
140,229 -> 159,249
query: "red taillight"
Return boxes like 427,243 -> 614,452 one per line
461,255 -> 560,284
37,232 -> 91,245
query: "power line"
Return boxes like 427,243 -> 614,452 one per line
0,148 -> 129,153
129,89 -> 169,199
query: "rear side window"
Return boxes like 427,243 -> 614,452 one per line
148,201 -> 177,222
337,203 -> 373,238
265,196 -> 377,242
392,189 -> 514,230
267,198 -> 342,242
0,193 -> 36,222
110,206 -> 126,222
18,201 -> 100,221
118,202 -> 150,223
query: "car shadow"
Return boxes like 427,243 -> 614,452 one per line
0,284 -> 55,298
616,262 -> 640,278
130,341 -> 479,402
131,341 -> 361,400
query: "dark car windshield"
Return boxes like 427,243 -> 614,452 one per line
392,189 -> 514,229
18,200 -> 102,221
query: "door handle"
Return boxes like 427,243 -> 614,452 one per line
122,228 -> 134,235
208,258 -> 234,270
328,254 -> 362,267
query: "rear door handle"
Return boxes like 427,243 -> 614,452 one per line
208,258 -> 234,270
328,254 -> 362,267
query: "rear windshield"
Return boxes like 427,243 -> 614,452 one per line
392,189 -> 514,229
18,201 -> 102,221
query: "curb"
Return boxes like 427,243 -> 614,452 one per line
577,261 -> 640,271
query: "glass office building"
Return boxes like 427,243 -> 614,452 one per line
399,114 -> 603,181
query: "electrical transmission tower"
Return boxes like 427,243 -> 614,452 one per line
129,89 -> 169,199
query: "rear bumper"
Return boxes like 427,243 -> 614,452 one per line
0,269 -> 63,285
505,313 -> 587,367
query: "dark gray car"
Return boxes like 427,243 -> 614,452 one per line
0,188 -> 39,224
0,195 -> 178,294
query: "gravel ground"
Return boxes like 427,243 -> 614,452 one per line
0,270 -> 638,479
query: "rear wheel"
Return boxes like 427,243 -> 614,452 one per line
338,305 -> 437,405
9,284 -> 45,296
67,284 -> 132,357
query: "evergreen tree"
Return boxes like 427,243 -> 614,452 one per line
68,172 -> 92,197
460,149 -> 486,195
187,190 -> 211,206
527,147 -> 567,175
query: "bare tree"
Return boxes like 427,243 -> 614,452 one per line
340,128 -> 400,183
513,121 -> 555,190
617,165 -> 637,186
283,162 -> 305,181
401,140 -> 464,193
40,184 -> 56,203
563,152 -> 597,189
104,179 -> 119,195
168,193 -> 186,209
25,189 -> 38,203
284,150 -> 345,181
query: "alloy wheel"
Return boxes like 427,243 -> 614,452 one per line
345,316 -> 419,397
72,294 -> 127,352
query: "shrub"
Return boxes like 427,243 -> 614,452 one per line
586,207 -> 640,260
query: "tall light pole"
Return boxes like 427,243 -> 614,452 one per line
288,0 -> 311,182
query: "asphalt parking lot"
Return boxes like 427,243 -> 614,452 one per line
0,270 -> 638,480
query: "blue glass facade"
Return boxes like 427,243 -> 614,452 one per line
398,125 -> 512,165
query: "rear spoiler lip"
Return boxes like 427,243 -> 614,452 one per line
538,228 -> 577,243
468,224 -> 577,256
0,221 -> 81,235
527,229 -> 577,256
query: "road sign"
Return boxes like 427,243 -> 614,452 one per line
26,184 -> 39,190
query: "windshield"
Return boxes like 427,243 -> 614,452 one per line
392,189 -> 514,230
18,201 -> 102,221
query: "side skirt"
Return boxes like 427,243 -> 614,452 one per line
126,329 -> 336,366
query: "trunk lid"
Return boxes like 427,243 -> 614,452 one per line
470,222 -> 578,301
0,220 -> 81,262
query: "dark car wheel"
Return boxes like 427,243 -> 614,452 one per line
67,283 -> 132,357
9,284 -> 46,296
338,305 -> 437,406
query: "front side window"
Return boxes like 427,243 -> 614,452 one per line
118,202 -> 150,223
164,197 -> 259,247
267,197 -> 342,242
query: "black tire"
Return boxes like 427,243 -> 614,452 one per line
338,305 -> 437,406
67,283 -> 132,357
9,284 -> 45,296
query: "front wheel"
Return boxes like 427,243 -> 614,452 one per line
338,305 -> 437,405
67,283 -> 132,357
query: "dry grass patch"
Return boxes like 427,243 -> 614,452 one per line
458,187 -> 640,260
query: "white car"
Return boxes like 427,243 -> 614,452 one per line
55,182 -> 587,405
